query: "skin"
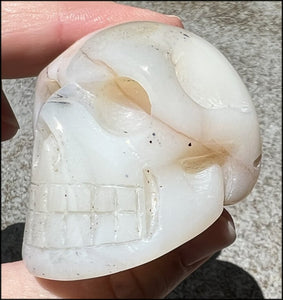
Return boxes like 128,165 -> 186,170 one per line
1,1 -> 236,298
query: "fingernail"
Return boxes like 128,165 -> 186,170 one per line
221,209 -> 236,238
1,89 -> 20,141
180,210 -> 236,267
165,15 -> 184,28
166,14 -> 181,19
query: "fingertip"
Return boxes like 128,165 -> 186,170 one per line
165,15 -> 184,28
179,209 -> 236,267
220,208 -> 237,246
111,2 -> 184,28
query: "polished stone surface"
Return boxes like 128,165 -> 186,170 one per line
2,1 -> 281,298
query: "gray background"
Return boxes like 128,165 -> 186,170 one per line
1,1 -> 281,298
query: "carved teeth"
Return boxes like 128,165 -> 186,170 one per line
25,177 -> 159,249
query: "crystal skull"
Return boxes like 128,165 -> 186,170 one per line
22,21 -> 261,280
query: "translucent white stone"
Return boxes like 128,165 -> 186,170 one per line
22,21 -> 261,280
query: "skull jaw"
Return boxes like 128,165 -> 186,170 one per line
23,164 -> 224,280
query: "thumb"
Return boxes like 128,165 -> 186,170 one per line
1,89 -> 19,141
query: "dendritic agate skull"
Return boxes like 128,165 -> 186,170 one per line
22,21 -> 261,280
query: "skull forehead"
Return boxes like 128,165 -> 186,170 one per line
61,22 -> 259,153
36,21 -> 261,202
82,21 -> 181,51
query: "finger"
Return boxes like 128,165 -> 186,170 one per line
109,209 -> 236,298
1,89 -> 19,141
35,209 -> 235,298
2,1 -> 183,78
1,261 -> 58,299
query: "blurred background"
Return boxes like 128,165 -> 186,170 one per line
2,1 -> 281,298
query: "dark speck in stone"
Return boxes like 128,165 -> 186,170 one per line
51,100 -> 70,105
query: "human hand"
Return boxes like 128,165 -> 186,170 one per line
1,1 -> 236,298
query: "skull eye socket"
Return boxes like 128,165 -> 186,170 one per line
84,77 -> 152,135
114,77 -> 151,115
